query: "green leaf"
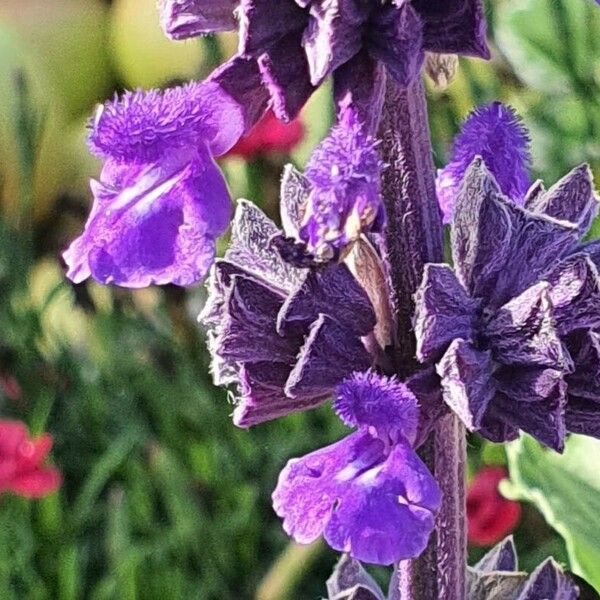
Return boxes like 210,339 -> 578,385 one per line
494,0 -> 599,95
504,434 -> 600,591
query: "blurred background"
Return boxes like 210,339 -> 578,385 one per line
0,0 -> 599,598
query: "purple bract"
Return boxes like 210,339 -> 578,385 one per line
199,195 -> 377,427
159,0 -> 489,121
415,156 -> 600,451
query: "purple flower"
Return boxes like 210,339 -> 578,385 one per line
436,102 -> 531,223
272,371 -> 441,565
299,115 -> 385,259
199,197 -> 378,427
159,0 -> 489,122
64,58 -> 269,287
415,157 -> 600,451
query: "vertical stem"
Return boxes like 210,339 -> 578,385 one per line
378,77 -> 467,600
378,77 -> 443,375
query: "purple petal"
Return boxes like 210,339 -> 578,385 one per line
486,282 -> 570,369
273,432 -> 383,545
239,0 -> 306,56
323,440 -> 440,565
413,0 -> 490,58
272,431 -> 440,565
285,315 -> 372,399
437,339 -> 495,431
414,263 -> 479,363
452,159 -> 578,308
545,253 -> 600,336
277,264 -> 376,337
302,0 -> 369,86
64,146 -> 230,287
334,371 -> 420,444
366,3 -> 424,87
301,116 -> 384,257
158,0 -> 237,40
90,72 -> 267,160
526,164 -> 598,236
258,31 -> 317,122
437,103 -> 530,223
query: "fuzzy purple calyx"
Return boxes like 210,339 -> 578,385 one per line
436,102 -> 531,223
301,117 -> 384,258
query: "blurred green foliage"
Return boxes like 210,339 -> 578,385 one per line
505,435 -> 600,592
0,0 -> 599,598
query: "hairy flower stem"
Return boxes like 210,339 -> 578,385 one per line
378,76 -> 467,599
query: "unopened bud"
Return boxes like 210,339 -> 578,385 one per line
425,53 -> 459,89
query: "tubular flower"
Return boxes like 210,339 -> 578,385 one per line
64,58 -> 269,288
272,371 -> 441,565
0,420 -> 62,499
159,0 -> 489,122
199,194 -> 377,428
436,102 -> 531,222
415,156 -> 600,451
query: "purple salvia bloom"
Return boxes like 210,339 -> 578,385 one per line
272,371 -> 441,565
64,58 -> 269,288
415,157 -> 600,451
159,0 -> 489,121
436,102 -> 531,223
300,116 -> 384,259
199,199 -> 377,427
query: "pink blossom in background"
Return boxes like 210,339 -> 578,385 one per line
226,111 -> 304,159
0,420 -> 62,499
467,466 -> 521,547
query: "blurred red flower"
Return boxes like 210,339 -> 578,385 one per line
0,420 -> 62,499
226,111 -> 304,159
0,373 -> 22,403
467,466 -> 521,547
